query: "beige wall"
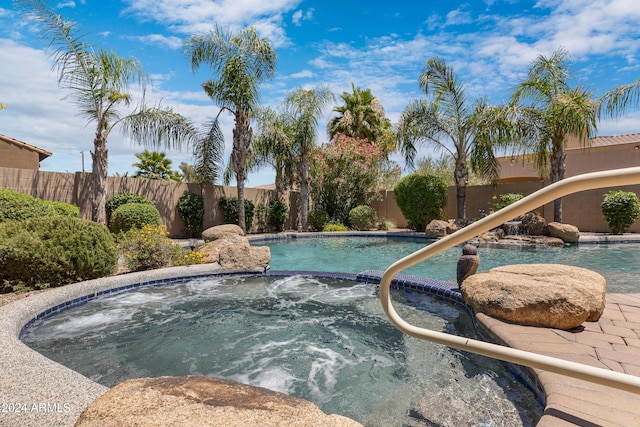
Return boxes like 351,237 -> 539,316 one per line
2,166 -> 639,234
0,143 -> 43,170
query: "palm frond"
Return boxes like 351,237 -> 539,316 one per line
120,104 -> 199,150
600,78 -> 640,119
194,118 -> 225,184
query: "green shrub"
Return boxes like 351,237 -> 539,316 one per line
348,205 -> 377,231
105,192 -> 154,225
377,218 -> 397,231
117,224 -> 188,272
254,204 -> 268,233
491,193 -> 524,211
393,174 -> 447,231
268,199 -> 288,232
323,221 -> 348,232
0,216 -> 117,292
602,190 -> 640,234
177,192 -> 204,238
110,203 -> 161,233
308,209 -> 329,232
0,188 -> 51,222
218,196 -> 254,231
44,200 -> 80,217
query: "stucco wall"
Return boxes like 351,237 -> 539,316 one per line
0,143 -> 42,170
2,166 -> 639,234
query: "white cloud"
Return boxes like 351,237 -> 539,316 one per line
290,69 -> 313,79
133,34 -> 184,49
122,0 -> 302,47
56,1 -> 76,8
292,8 -> 313,26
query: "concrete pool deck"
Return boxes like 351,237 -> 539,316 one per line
1,234 -> 639,426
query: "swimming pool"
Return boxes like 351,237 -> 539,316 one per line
263,236 -> 640,293
22,273 -> 542,426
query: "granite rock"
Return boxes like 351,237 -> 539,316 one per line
75,376 -> 362,427
460,264 -> 606,330
202,224 -> 245,241
547,222 -> 580,243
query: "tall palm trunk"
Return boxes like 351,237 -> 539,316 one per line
299,157 -> 310,231
91,133 -> 108,224
550,136 -> 566,222
454,156 -> 469,219
232,111 -> 252,232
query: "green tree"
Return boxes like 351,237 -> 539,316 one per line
132,150 -> 182,181
397,57 -> 500,219
328,83 -> 393,154
284,86 -> 335,231
510,47 -> 598,222
310,134 -> 384,224
185,25 -> 277,232
16,0 -> 197,224
252,106 -> 296,201
178,162 -> 199,183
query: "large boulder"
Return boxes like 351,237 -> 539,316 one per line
519,212 -> 548,236
75,376 -> 362,427
202,224 -> 244,241
460,264 -> 606,330
425,220 -> 449,238
547,222 -> 580,243
198,233 -> 270,270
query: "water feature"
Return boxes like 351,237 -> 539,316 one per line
22,274 -> 542,426
263,236 -> 640,293
503,221 -> 524,236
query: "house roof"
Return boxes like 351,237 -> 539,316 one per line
588,132 -> 640,148
0,133 -> 52,162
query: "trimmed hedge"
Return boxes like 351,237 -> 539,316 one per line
602,190 -> 640,234
177,192 -> 205,237
308,209 -> 329,232
349,205 -> 377,231
267,199 -> 288,232
218,196 -> 255,231
394,174 -> 447,231
110,202 -> 161,234
0,216 -> 117,292
105,192 -> 154,225
0,188 -> 51,222
43,200 -> 80,217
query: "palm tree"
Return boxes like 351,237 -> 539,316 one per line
16,0 -> 197,224
397,57 -> 501,219
185,25 -> 277,232
510,47 -> 598,222
252,107 -> 296,201
284,87 -> 334,231
328,83 -> 394,155
132,150 -> 181,181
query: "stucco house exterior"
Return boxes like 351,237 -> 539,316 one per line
497,133 -> 640,183
0,134 -> 52,170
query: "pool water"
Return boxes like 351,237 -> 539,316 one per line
265,237 -> 640,293
23,275 -> 542,426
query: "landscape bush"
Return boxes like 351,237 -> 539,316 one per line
218,196 -> 255,231
177,192 -> 204,237
0,188 -> 51,222
322,221 -> 348,232
602,190 -> 640,234
393,174 -> 447,231
308,209 -> 329,231
348,205 -> 377,230
268,199 -> 288,232
491,193 -> 524,211
0,216 -> 117,292
105,192 -> 154,225
117,224 -> 200,272
43,200 -> 80,217
109,202 -> 161,233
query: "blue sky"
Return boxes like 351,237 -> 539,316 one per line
1,0 -> 639,186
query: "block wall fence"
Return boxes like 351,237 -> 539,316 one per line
1,167 -> 639,237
